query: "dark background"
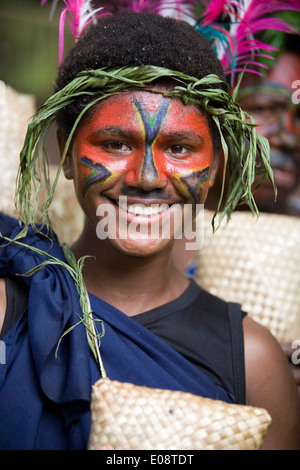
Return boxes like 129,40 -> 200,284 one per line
0,0 -> 73,102
0,0 -> 74,164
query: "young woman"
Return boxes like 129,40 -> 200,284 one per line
0,10 -> 299,450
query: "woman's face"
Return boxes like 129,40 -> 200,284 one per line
62,90 -> 216,256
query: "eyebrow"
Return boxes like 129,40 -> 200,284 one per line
159,131 -> 205,143
91,126 -> 135,140
91,126 -> 206,143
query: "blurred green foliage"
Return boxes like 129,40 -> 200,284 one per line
0,0 -> 73,104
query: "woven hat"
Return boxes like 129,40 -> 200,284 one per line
195,210 -> 300,344
0,82 -> 35,218
88,378 -> 271,450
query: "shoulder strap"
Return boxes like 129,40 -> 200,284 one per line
0,277 -> 28,339
227,302 -> 247,405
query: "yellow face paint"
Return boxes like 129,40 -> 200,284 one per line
73,90 -> 214,206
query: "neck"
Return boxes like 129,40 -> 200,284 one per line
71,218 -> 189,316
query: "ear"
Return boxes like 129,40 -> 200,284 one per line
56,128 -> 73,180
209,149 -> 222,188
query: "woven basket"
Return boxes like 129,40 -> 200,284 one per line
88,378 -> 271,450
195,210 -> 300,344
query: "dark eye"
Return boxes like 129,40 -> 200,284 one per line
104,141 -> 131,153
169,145 -> 185,154
108,142 -> 126,150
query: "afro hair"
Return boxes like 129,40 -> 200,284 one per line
55,11 -> 226,146
56,11 -> 225,89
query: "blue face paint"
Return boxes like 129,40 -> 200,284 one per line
132,97 -> 169,182
179,167 -> 210,204
80,156 -> 113,198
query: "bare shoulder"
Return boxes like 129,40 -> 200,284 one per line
243,316 -> 300,450
243,315 -> 286,370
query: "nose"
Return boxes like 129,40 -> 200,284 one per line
125,97 -> 170,191
124,151 -> 167,191
266,109 -> 300,152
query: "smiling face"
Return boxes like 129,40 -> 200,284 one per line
238,52 -> 300,215
62,89 -> 216,256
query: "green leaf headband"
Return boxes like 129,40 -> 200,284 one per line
16,64 -> 275,236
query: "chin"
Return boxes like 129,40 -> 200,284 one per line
109,234 -> 173,258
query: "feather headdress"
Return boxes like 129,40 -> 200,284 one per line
196,0 -> 300,84
41,0 -> 108,64
42,0 -> 300,86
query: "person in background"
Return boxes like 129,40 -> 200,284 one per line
206,26 -> 300,216
239,32 -> 300,395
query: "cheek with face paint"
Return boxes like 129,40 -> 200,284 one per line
79,157 -> 114,198
153,102 -> 214,204
74,153 -> 123,200
176,167 -> 210,204
71,97 -> 139,198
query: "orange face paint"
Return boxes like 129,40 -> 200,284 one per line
73,90 -> 214,204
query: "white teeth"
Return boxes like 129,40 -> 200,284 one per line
118,200 -> 169,216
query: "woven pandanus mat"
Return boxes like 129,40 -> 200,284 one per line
0,81 -> 83,244
0,82 -> 35,218
38,164 -> 84,244
88,378 -> 271,450
195,210 -> 300,344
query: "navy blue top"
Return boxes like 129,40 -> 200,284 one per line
0,213 -> 232,450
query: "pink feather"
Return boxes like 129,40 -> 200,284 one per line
41,1 -> 109,64
200,0 -> 229,24
41,0 -> 300,79
196,0 -> 300,87
226,1 -> 300,73
109,0 -> 197,21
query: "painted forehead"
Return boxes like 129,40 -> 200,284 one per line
78,90 -> 212,156
84,89 -> 209,128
